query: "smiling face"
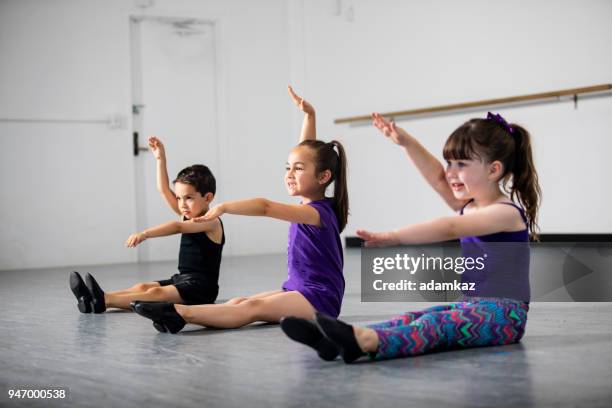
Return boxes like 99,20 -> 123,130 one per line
445,159 -> 489,200
285,146 -> 328,199
445,158 -> 503,200
174,182 -> 211,219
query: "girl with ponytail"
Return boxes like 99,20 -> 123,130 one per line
283,111 -> 542,364
131,86 -> 348,337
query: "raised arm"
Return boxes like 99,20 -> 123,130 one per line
125,218 -> 217,247
288,85 -> 316,143
148,136 -> 181,215
193,198 -> 321,226
372,113 -> 468,212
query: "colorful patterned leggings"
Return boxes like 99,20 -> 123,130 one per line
367,297 -> 529,360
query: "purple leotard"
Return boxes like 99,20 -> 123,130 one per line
460,200 -> 531,302
282,198 -> 345,317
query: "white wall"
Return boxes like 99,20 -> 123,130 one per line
296,0 -> 612,236
1,0 -> 611,270
0,0 -> 297,270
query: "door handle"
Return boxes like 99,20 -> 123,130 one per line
133,132 -> 149,156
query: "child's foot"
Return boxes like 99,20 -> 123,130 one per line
131,301 -> 186,334
280,317 -> 339,361
69,271 -> 92,313
84,273 -> 106,313
315,313 -> 365,364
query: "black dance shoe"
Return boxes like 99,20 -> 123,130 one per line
69,271 -> 92,313
131,301 -> 186,334
280,317 -> 339,361
315,313 -> 365,363
84,273 -> 106,313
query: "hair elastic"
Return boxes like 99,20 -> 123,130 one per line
486,112 -> 514,135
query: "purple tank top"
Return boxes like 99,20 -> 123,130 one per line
282,198 -> 345,317
459,200 -> 531,302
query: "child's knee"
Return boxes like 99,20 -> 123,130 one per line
133,282 -> 157,292
226,296 -> 248,305
241,298 -> 266,319
145,286 -> 166,297
131,283 -> 147,291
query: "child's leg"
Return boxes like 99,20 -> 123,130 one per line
174,290 -> 315,329
106,282 -> 162,296
223,290 -> 284,305
105,285 -> 184,309
370,300 -> 528,360
366,303 -> 459,330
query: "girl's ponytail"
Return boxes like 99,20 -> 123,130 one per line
330,140 -> 349,232
509,124 -> 541,240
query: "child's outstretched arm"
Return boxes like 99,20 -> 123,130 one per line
148,136 -> 181,216
372,113 -> 468,212
125,219 -> 218,247
357,204 -> 521,246
288,85 -> 316,142
193,198 -> 321,226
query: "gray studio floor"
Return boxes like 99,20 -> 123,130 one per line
1,249 -> 611,408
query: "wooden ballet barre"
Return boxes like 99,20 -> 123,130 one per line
334,83 -> 612,124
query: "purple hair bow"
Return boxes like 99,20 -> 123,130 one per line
486,112 -> 514,134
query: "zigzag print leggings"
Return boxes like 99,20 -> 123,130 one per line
367,298 -> 529,360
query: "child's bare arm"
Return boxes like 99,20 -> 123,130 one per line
372,113 -> 469,211
288,85 -> 316,143
357,204 -> 522,246
125,218 -> 217,247
148,136 -> 181,215
194,198 -> 321,226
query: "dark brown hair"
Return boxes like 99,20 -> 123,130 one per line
442,118 -> 542,240
173,164 -> 216,196
299,140 -> 349,232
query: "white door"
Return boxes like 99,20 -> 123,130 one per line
130,16 -> 218,262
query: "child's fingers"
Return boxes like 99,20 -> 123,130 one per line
288,85 -> 300,103
375,113 -> 387,125
373,112 -> 387,125
372,119 -> 384,131
372,115 -> 390,133
356,229 -> 373,240
358,230 -> 387,247
288,86 -> 309,111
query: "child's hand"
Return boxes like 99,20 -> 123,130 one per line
125,232 -> 147,248
148,136 -> 166,160
356,229 -> 400,247
193,204 -> 225,222
288,85 -> 315,115
372,113 -> 412,146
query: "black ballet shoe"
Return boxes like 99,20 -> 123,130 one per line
280,317 -> 339,361
84,273 -> 106,313
131,301 -> 186,334
69,271 -> 92,313
315,313 -> 366,364
129,300 -> 173,332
